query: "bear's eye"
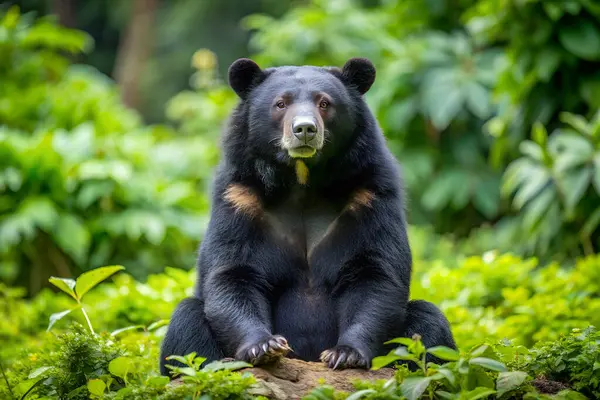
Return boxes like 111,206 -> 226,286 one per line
319,100 -> 329,109
276,100 -> 286,109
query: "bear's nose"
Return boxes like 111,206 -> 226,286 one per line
291,116 -> 317,143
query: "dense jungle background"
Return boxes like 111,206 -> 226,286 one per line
1,0 -> 599,399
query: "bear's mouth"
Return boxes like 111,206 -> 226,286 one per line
287,145 -> 316,158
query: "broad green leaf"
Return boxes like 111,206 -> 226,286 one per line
385,337 -> 415,347
87,379 -> 106,397
436,391 -> 459,400
148,319 -> 170,331
531,122 -> 548,146
400,376 -> 433,400
465,387 -> 496,400
473,181 -> 500,219
558,20 -> 600,60
75,265 -> 124,300
146,376 -> 170,388
427,86 -> 464,130
48,277 -> 77,300
535,48 -> 561,81
395,346 -> 420,361
469,357 -> 507,372
435,368 -> 457,386
496,371 -> 529,398
522,186 -> 556,230
202,360 -> 252,372
465,81 -> 491,119
561,167 -> 592,216
422,170 -> 467,211
469,345 -> 495,359
427,346 -> 460,361
108,356 -> 134,380
580,207 -> 600,237
560,112 -> 592,137
110,325 -> 145,337
346,389 -> 377,400
513,168 -> 551,209
519,141 -> 544,161
52,214 -> 90,266
47,308 -> 77,331
28,366 -> 52,379
370,354 -> 401,370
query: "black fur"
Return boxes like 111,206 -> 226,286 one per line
160,58 -> 455,376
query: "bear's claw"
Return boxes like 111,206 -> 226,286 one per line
320,345 -> 369,370
238,335 -> 291,365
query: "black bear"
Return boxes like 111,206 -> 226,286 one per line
159,57 -> 455,375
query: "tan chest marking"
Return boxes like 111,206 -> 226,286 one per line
223,184 -> 262,218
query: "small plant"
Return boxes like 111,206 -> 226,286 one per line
48,265 -> 124,333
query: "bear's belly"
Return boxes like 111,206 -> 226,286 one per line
272,287 -> 338,361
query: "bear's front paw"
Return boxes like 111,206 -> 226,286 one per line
236,335 -> 291,366
320,345 -> 369,370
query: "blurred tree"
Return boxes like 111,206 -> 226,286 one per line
113,0 -> 157,108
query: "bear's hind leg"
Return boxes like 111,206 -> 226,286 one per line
402,300 -> 455,349
396,300 -> 456,367
159,297 -> 224,376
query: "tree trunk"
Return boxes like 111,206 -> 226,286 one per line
113,0 -> 158,109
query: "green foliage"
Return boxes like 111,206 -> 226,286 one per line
244,0 -> 504,234
523,327 -> 600,398
0,228 -> 597,399
47,265 -> 125,333
411,251 -> 600,349
501,112 -> 600,257
0,8 -> 218,293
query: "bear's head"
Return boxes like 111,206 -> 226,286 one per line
227,58 -> 376,165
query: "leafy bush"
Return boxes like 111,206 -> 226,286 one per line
0,7 -> 218,293
501,112 -> 600,258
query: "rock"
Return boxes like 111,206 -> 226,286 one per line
242,358 -> 394,399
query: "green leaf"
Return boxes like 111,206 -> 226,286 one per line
519,141 -> 544,161
435,368 -> 457,386
28,366 -> 52,379
146,376 -> 170,388
87,379 -> 106,397
108,356 -> 134,381
535,48 -> 561,81
48,277 -> 77,301
558,21 -> 600,60
531,122 -> 548,146
400,377 -> 433,400
110,325 -> 145,337
580,206 -> 600,237
436,391 -> 459,400
346,389 -> 377,400
496,371 -> 529,398
385,337 -> 415,347
75,265 -> 124,300
468,357 -> 507,372
427,346 -> 460,361
47,307 -> 77,331
370,354 -> 401,370
560,112 -> 592,137
148,319 -> 170,331
561,167 -> 592,215
465,81 -> 491,119
202,360 -> 252,372
52,214 -> 90,266
422,170 -> 467,211
465,387 -> 496,400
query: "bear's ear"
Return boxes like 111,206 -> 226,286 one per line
341,58 -> 376,95
228,58 -> 265,99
